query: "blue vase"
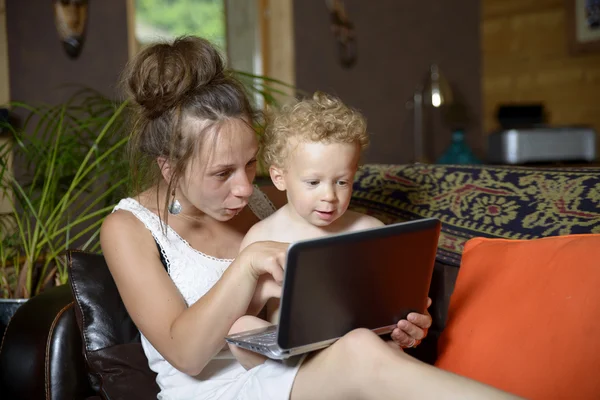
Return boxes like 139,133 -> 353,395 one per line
437,130 -> 481,165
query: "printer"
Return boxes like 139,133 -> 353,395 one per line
486,105 -> 597,165
487,126 -> 597,165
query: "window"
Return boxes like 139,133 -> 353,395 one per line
127,0 -> 295,106
129,0 -> 266,106
132,0 -> 226,51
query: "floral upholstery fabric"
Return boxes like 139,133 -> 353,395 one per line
349,164 -> 600,267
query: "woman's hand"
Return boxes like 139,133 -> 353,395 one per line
238,240 -> 288,285
390,297 -> 433,349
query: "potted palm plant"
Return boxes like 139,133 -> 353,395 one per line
0,90 -> 129,335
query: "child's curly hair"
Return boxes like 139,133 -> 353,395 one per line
262,91 -> 369,168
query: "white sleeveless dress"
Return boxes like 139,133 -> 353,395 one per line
114,187 -> 305,400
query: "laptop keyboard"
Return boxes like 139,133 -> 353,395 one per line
243,329 -> 278,346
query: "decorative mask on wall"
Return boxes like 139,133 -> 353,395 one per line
326,0 -> 357,68
53,0 -> 88,59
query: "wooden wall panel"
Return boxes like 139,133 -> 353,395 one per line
483,0 -> 600,155
265,0 -> 295,97
256,0 -> 295,106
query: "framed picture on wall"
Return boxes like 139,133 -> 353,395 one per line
567,0 -> 600,54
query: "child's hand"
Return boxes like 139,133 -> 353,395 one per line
254,275 -> 282,303
247,275 -> 282,315
390,297 -> 432,349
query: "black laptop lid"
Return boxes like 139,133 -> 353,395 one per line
277,218 -> 441,350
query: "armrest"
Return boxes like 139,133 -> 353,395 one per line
0,284 -> 96,400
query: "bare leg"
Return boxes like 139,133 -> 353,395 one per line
227,315 -> 272,370
291,328 -> 521,400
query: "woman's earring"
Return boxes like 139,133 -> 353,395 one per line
168,190 -> 182,215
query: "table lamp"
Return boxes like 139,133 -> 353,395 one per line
410,64 -> 453,163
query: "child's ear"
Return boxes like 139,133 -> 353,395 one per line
269,166 -> 286,191
157,157 -> 173,183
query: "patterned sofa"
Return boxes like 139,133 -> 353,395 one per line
349,163 -> 600,363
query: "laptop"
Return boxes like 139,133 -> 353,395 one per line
225,217 -> 442,360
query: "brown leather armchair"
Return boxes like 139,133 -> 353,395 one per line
0,283 -> 95,399
0,251 -> 159,400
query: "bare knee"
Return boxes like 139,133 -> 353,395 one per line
227,315 -> 272,371
333,329 -> 406,378
331,329 -> 384,366
338,328 -> 388,350
341,327 -> 381,344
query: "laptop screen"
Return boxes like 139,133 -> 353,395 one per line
277,218 -> 441,350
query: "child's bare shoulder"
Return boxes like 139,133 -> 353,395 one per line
342,209 -> 384,231
240,208 -> 288,250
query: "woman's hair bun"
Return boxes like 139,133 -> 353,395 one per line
125,36 -> 225,119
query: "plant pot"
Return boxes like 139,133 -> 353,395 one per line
0,298 -> 28,339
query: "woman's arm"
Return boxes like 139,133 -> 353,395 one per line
100,210 -> 285,376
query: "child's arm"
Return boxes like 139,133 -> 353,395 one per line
239,222 -> 262,253
228,222 -> 283,370
240,222 -> 283,316
265,298 -> 281,324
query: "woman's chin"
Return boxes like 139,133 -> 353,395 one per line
213,213 -> 234,222
217,208 -> 243,221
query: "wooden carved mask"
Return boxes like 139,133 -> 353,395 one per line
53,0 -> 88,58
326,0 -> 357,68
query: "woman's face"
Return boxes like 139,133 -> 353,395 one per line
178,118 -> 259,221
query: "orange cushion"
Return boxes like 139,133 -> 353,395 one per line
435,234 -> 600,399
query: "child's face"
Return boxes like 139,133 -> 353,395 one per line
274,141 -> 361,227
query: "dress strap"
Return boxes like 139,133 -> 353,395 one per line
113,197 -> 174,274
155,239 -> 169,273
